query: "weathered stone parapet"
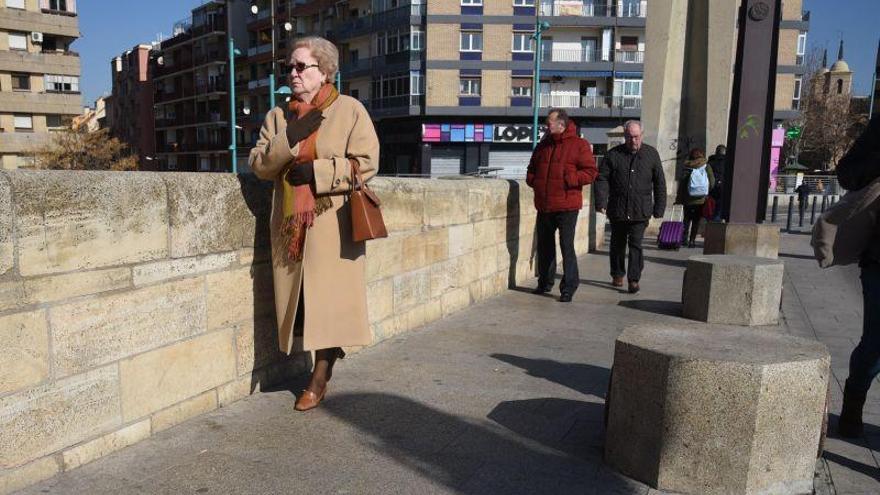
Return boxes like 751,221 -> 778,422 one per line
703,222 -> 781,259
682,255 -> 785,326
0,170 -> 591,492
606,324 -> 830,495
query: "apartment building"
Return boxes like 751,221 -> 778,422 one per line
775,0 -> 810,121
108,44 -> 157,170
0,0 -> 80,170
151,0 -> 249,172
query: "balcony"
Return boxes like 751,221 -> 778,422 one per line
542,48 -> 602,63
612,95 -> 642,109
248,78 -> 271,90
0,49 -> 80,76
191,18 -> 227,38
196,80 -> 228,94
247,44 -> 273,57
539,1 -> 613,17
535,93 -> 640,110
0,90 -> 80,114
615,49 -> 644,64
155,87 -> 195,103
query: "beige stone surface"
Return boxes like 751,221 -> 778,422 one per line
366,278 -> 394,323
441,287 -> 470,317
430,258 -> 464,298
163,174 -> 258,258
0,173 -> 11,276
150,391 -> 218,433
119,329 -> 236,422
370,178 -> 425,233
50,278 -> 206,377
217,376 -> 253,407
133,253 -> 237,286
447,224 -> 475,258
0,366 -> 121,469
233,318 -> 287,376
206,265 -> 273,331
0,280 -> 25,312
0,456 -> 59,495
10,171 -> 168,277
393,269 -> 430,312
703,223 -> 781,259
425,182 -> 469,227
365,235 -> 404,282
24,268 -> 131,305
61,419 -> 151,471
0,311 -> 48,395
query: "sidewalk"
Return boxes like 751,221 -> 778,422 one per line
18,233 -> 879,494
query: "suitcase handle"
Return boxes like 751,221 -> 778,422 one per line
664,205 -> 684,223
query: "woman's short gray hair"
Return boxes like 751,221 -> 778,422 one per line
291,36 -> 339,83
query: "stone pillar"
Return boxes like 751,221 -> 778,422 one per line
606,324 -> 830,495
703,222 -> 781,258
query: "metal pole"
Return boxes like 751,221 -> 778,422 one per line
531,20 -> 542,150
336,71 -> 341,91
269,0 -> 276,109
785,196 -> 794,232
229,35 -> 238,174
798,196 -> 804,227
810,196 -> 817,225
771,195 -> 778,223
821,194 -> 828,213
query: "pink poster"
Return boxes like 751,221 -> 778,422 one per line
770,128 -> 784,191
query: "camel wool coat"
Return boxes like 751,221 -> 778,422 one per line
249,94 -> 379,354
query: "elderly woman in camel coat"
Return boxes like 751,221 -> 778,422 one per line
249,36 -> 379,412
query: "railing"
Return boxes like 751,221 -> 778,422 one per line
155,87 -> 195,103
615,49 -> 644,63
247,44 -> 273,57
541,48 -> 602,63
773,175 -> 842,195
613,95 -> 642,109
196,80 -> 227,93
248,78 -> 271,90
539,1 -> 613,17
193,50 -> 225,66
191,19 -> 227,38
618,2 -> 645,17
341,58 -> 372,73
539,93 -> 581,108
582,95 -> 610,109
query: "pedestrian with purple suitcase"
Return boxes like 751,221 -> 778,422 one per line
657,206 -> 685,250
595,121 -> 667,294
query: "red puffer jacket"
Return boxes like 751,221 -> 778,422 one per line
526,121 -> 598,212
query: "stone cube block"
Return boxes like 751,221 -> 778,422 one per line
682,255 -> 784,326
703,222 -> 780,259
606,324 -> 830,495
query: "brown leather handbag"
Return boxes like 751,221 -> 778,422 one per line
349,159 -> 388,242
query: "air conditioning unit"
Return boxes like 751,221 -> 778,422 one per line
31,32 -> 43,43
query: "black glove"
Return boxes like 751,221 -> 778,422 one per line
286,162 -> 314,186
286,109 -> 323,145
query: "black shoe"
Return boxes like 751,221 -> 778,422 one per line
532,286 -> 551,295
627,281 -> 640,294
559,293 -> 572,303
687,241 -> 696,249
839,380 -> 867,438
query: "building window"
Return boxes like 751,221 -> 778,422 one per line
45,75 -> 79,93
48,0 -> 72,12
613,78 -> 642,108
792,77 -> 802,110
511,78 -> 532,97
411,28 -> 425,51
837,79 -> 844,94
14,115 -> 33,131
513,0 -> 535,6
796,32 -> 807,65
460,31 -> 483,52
47,114 -> 64,129
512,32 -> 534,53
11,73 -> 30,91
410,71 -> 424,95
461,0 -> 482,5
5,0 -> 24,9
459,78 -> 481,96
8,32 -> 27,51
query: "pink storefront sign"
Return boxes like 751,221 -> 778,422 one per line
770,128 -> 785,191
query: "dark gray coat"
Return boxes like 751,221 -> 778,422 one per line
595,143 -> 667,222
837,115 -> 880,265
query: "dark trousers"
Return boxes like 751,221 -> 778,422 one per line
848,264 -> 880,394
609,221 -> 648,282
536,210 -> 580,295
682,204 -> 703,244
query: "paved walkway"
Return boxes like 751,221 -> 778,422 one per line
20,233 -> 880,494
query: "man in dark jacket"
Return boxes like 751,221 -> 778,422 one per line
595,120 -> 667,294
526,108 -> 598,302
707,145 -> 726,220
834,115 -> 880,438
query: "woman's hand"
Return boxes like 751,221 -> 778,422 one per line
286,110 -> 323,145
286,162 -> 315,186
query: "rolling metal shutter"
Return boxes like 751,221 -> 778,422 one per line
489,151 -> 532,179
430,148 -> 463,177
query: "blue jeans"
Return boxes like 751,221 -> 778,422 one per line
848,263 -> 880,394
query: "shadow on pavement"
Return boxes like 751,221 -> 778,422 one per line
618,299 -> 683,318
642,255 -> 689,269
822,451 -> 880,482
491,354 -> 610,399
321,392 -> 602,494
779,252 -> 818,261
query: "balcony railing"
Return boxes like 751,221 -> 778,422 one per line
535,94 -> 640,109
248,78 -> 271,90
539,1 -> 613,17
539,93 -> 582,108
247,44 -> 273,57
613,95 -> 642,109
615,49 -> 644,63
581,95 -> 610,109
195,80 -> 227,93
618,2 -> 646,17
155,87 -> 195,103
541,48 -> 602,63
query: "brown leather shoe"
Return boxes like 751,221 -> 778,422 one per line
612,277 -> 624,287
295,386 -> 327,412
628,281 -> 640,294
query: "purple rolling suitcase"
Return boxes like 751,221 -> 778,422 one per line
657,205 -> 684,250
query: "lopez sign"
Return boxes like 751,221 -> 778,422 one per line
494,124 -> 547,143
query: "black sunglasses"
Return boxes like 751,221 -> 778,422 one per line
285,62 -> 320,74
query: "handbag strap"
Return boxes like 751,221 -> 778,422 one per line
349,158 -> 382,206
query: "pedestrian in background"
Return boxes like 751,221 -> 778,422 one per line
676,148 -> 715,248
796,181 -> 810,222
595,121 -> 667,294
707,145 -> 726,221
835,115 -> 880,438
526,108 -> 598,303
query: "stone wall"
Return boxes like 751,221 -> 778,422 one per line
0,170 -> 596,493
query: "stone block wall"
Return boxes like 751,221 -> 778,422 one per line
0,171 -> 593,493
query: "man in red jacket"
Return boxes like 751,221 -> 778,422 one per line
526,108 -> 599,302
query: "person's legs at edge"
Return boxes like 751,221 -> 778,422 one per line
535,211 -> 558,293
841,263 -> 880,436
687,205 -> 703,246
558,210 -> 580,300
627,221 -> 648,292
610,221 -> 628,286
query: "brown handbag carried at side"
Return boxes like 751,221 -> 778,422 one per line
349,159 -> 388,242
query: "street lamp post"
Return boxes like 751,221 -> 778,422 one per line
530,19 -> 551,150
229,37 -> 241,174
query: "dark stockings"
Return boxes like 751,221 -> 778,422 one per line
306,347 -> 342,395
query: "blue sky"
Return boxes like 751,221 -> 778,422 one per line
79,0 -> 880,107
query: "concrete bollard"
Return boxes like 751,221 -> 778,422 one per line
786,196 -> 794,232
605,324 -> 830,495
